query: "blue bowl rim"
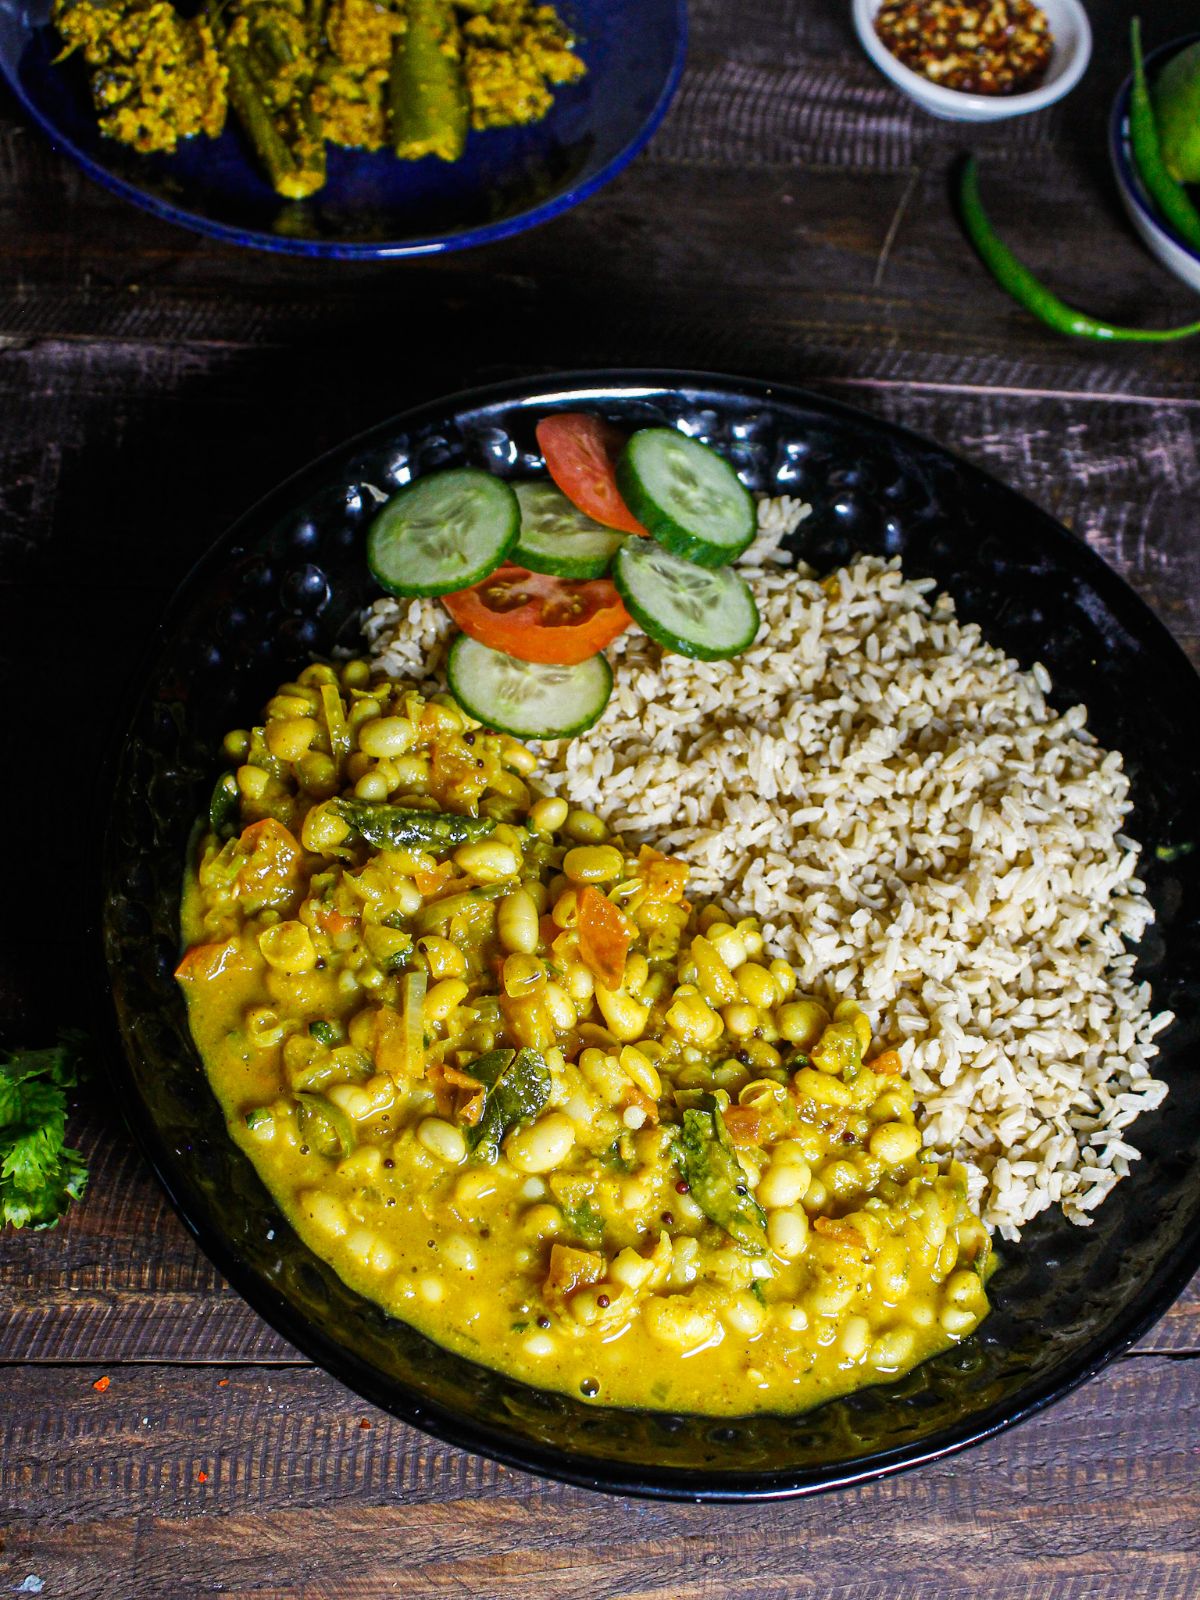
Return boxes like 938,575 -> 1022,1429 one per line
94,366 -> 1200,1502
1,1 -> 687,259
1110,31 -> 1200,268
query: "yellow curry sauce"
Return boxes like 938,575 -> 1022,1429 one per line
177,658 -> 991,1415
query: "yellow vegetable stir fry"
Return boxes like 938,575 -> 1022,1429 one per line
178,660 -> 991,1415
52,0 -> 585,194
54,0 -> 227,154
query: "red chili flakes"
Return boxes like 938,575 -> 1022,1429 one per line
92,1376 -> 110,1393
875,0 -> 1053,95
197,1471 -> 208,1484
217,1379 -> 229,1387
359,1419 -> 372,1430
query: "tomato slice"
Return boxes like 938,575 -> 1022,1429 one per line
442,564 -> 631,665
536,413 -> 648,536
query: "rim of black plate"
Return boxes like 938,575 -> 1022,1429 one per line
93,368 -> 1200,1500
1110,32 -> 1200,266
5,3 -> 687,259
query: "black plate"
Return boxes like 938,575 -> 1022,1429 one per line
99,371 -> 1200,1500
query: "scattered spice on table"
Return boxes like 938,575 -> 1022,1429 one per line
92,1375 -> 110,1393
197,1470 -> 209,1483
874,0 -> 1053,95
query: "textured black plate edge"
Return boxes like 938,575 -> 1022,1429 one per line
91,366 -> 1200,1502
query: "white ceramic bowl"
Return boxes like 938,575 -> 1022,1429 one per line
852,0 -> 1092,122
1109,36 -> 1200,297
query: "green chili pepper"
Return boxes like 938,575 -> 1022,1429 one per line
329,798 -> 496,851
295,1091 -> 356,1159
1130,20 -> 1200,254
959,156 -> 1200,343
390,0 -> 469,162
207,0 -> 326,200
672,1102 -> 767,1255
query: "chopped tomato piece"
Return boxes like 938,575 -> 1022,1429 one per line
372,1007 -> 407,1079
543,1242 -> 606,1310
427,1062 -> 486,1125
175,939 -> 242,982
320,907 -> 358,937
721,1106 -> 763,1148
430,736 -> 489,811
442,564 -> 630,666
414,860 -> 455,897
234,818 -> 302,909
636,844 -> 689,904
869,1048 -> 903,1076
813,1217 -> 866,1249
536,413 -> 648,535
621,1085 -> 659,1127
577,885 -> 632,991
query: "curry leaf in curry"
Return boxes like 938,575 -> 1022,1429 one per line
598,1136 -> 634,1173
329,798 -> 496,852
673,1106 -> 767,1255
0,1036 -> 88,1230
295,1091 -> 356,1159
209,771 -> 241,840
559,1197 -> 605,1249
465,1047 -> 551,1164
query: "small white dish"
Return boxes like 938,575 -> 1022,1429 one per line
852,0 -> 1092,122
1109,36 -> 1200,297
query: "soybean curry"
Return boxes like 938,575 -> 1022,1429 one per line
177,659 -> 991,1415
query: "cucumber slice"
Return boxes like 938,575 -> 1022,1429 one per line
613,540 -> 760,661
367,467 -> 519,598
447,633 -> 612,740
616,429 -> 756,569
513,482 -> 626,580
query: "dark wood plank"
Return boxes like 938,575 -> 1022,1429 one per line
0,1356 -> 1196,1599
0,2 -> 1197,396
2,158 -> 1198,401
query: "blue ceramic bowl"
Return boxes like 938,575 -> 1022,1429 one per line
0,0 -> 686,257
1110,34 -> 1200,297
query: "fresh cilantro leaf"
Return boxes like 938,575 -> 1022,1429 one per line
0,1036 -> 88,1230
560,1198 -> 605,1249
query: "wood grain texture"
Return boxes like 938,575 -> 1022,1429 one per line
1,0 -> 1199,1588
2,157 -> 1199,400
0,4 -> 1198,396
0,1357 -> 1196,1599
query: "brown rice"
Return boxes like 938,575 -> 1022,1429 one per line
363,498 -> 1172,1240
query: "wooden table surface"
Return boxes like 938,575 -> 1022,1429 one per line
3,0 -> 1199,1594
